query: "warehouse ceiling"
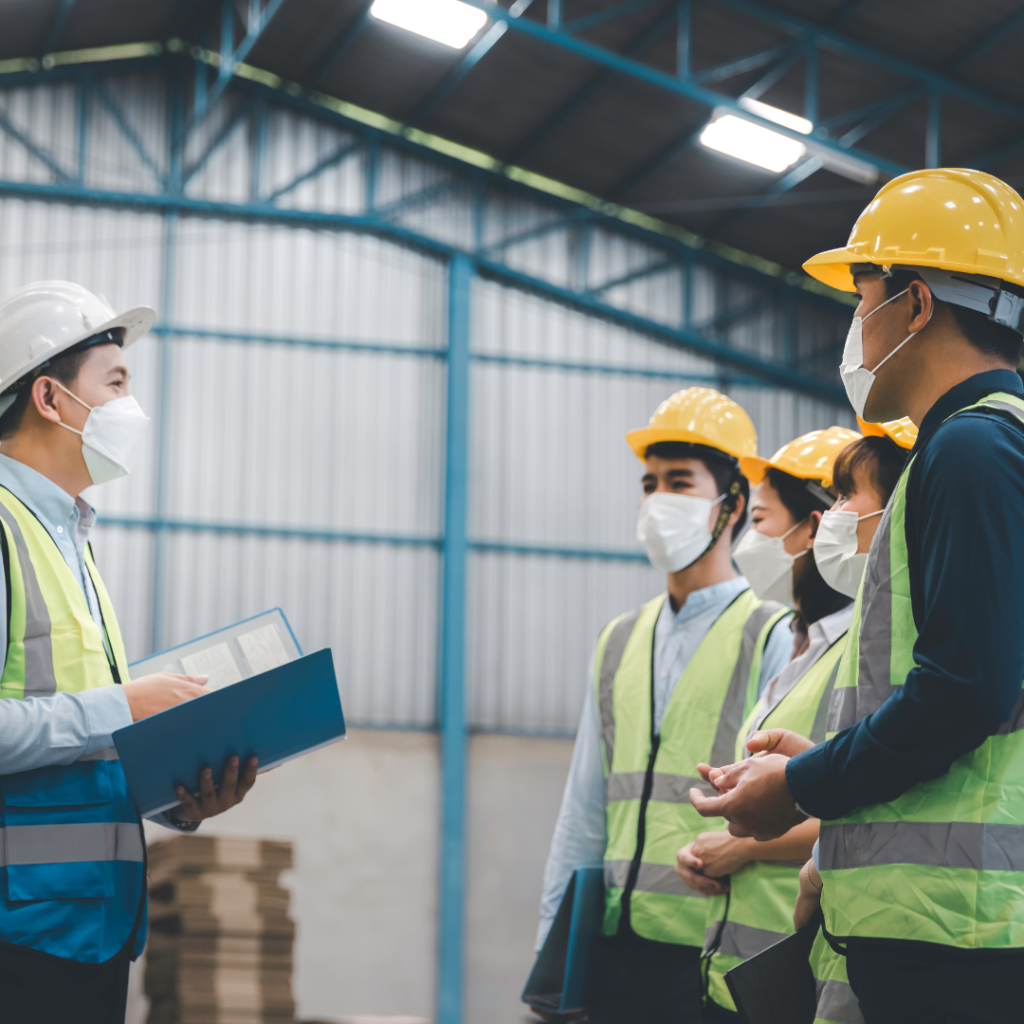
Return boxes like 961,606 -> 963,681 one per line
4,0 -> 1024,275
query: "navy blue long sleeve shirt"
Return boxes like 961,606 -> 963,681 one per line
787,369 -> 1024,820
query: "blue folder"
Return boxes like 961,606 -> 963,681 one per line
113,648 -> 345,817
522,864 -> 604,1014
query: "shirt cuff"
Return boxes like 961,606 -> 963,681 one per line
785,744 -> 834,821
78,685 -> 133,755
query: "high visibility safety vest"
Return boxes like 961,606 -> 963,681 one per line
821,390 -> 1024,949
594,588 -> 788,947
703,631 -> 847,1013
809,928 -> 864,1024
0,487 -> 145,963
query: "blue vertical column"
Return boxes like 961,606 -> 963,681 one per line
437,253 -> 472,1024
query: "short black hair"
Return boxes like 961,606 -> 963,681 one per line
763,467 -> 850,625
645,440 -> 749,534
881,269 -> 1023,367
832,434 -> 908,508
0,345 -> 101,439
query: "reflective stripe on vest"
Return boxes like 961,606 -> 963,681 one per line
0,488 -> 143,963
820,391 -> 1024,949
594,590 -> 788,946
810,929 -> 863,1024
703,632 -> 849,1013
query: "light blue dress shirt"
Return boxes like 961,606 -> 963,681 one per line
535,577 -> 792,949
0,454 -> 188,830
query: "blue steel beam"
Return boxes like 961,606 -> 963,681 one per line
458,0 -> 910,179
437,253 -> 472,1024
712,156 -> 824,234
0,106 -> 70,180
94,79 -> 166,186
307,2 -> 373,84
263,139 -> 361,202
564,0 -> 665,35
411,21 -> 508,125
676,0 -> 691,77
609,124 -> 702,200
40,0 -> 77,57
974,131 -> 1024,171
0,176 -> 845,400
818,88 -> 920,133
837,88 -> 922,149
952,8 -> 1024,69
692,42 -> 795,85
926,90 -> 941,169
376,177 -> 468,219
507,2 -> 683,164
591,256 -> 677,293
183,96 -> 255,185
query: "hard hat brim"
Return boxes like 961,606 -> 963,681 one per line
0,304 -> 155,396
626,426 -> 739,464
801,247 -> 868,292
739,455 -> 770,485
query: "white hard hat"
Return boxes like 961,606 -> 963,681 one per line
0,281 -> 155,417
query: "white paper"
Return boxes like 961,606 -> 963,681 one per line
181,642 -> 244,691
237,623 -> 291,676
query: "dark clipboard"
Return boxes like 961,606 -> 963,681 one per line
724,922 -> 818,1024
522,865 -> 604,1015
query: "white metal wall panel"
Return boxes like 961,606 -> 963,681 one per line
469,553 -> 661,732
0,83 -> 74,183
159,532 -> 438,727
183,93 -> 252,203
166,337 -> 444,534
89,525 -> 155,664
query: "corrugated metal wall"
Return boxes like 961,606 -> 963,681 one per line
0,68 -> 855,734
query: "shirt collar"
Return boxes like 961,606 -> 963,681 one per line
0,454 -> 95,538
664,576 -> 748,625
807,603 -> 854,647
914,369 -> 1024,455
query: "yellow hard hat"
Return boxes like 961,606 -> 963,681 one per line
740,425 -> 862,490
626,387 -> 757,464
856,415 -> 918,450
803,168 -> 1024,293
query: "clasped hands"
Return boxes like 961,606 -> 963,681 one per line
687,728 -> 816,840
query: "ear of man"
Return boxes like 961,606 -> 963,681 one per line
0,348 -> 91,440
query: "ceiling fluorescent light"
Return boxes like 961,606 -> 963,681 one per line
738,97 -> 813,135
700,114 -> 807,173
370,0 -> 489,49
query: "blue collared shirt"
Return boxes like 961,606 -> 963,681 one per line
536,577 -> 792,948
0,455 -> 188,829
788,369 -> 1024,818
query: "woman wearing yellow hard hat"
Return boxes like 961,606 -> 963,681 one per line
674,425 -> 859,1020
688,169 -> 1024,1024
534,387 -> 793,1024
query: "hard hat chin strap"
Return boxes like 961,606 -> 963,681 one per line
703,476 -> 742,558
894,265 -> 1024,335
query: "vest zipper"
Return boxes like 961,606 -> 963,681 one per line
620,635 -> 660,932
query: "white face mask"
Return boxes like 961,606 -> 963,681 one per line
636,491 -> 725,573
53,380 -> 150,486
841,286 -> 933,419
813,507 -> 884,598
733,519 -> 808,607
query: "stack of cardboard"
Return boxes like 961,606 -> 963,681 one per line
145,835 -> 295,1024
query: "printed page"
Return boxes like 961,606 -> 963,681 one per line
181,642 -> 244,691
236,623 -> 291,676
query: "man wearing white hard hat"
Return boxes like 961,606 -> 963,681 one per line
0,282 -> 257,1023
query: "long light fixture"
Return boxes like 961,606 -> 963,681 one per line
700,114 -> 807,173
738,97 -> 814,136
370,0 -> 489,49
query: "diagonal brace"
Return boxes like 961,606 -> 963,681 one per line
0,105 -> 71,180
94,80 -> 166,186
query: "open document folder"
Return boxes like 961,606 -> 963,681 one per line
115,610 -> 345,817
522,864 -> 603,1015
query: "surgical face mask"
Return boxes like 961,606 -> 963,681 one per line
813,508 -> 884,598
52,380 -> 150,486
733,519 -> 808,607
841,287 -> 933,419
637,491 -> 725,573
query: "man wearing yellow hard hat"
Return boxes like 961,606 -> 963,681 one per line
691,169 -> 1024,1023
535,388 -> 792,1022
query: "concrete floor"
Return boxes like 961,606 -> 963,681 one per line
127,729 -> 574,1024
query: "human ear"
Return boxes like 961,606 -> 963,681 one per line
31,377 -> 64,426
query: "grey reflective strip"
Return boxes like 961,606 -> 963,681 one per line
829,507 -> 894,734
0,502 -> 56,697
1,822 -> 143,865
77,747 -> 120,761
983,399 -> 1024,429
815,978 -> 864,1024
810,659 -> 843,744
997,689 -> 1024,735
707,600 -> 786,772
819,820 -> 1024,872
606,771 -> 708,803
604,859 -> 708,897
704,920 -> 785,960
598,608 -> 642,773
